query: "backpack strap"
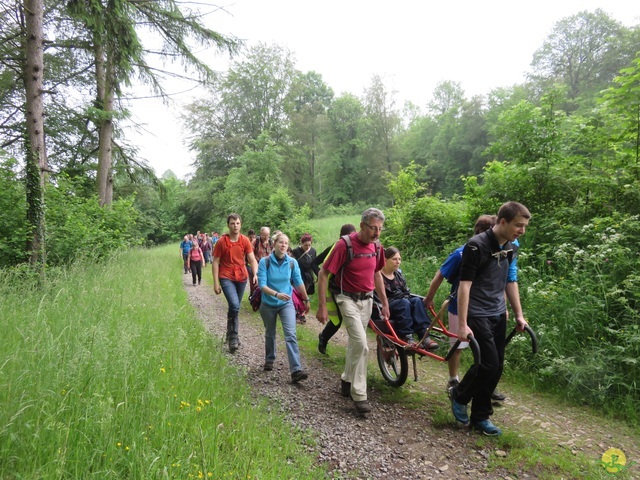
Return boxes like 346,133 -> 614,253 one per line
330,235 -> 381,295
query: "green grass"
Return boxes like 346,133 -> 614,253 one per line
0,246 -> 326,479
309,214 -> 361,253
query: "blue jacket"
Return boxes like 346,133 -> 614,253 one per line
258,253 -> 303,307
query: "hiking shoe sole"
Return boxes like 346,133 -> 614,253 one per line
354,400 -> 371,414
291,370 -> 308,383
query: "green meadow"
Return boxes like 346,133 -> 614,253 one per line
0,246 -> 324,479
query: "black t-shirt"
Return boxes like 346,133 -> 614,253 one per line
459,229 -> 516,317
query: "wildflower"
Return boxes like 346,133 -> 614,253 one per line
116,442 -> 122,447
160,367 -> 166,373
196,406 -> 202,412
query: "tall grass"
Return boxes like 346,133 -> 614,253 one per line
0,247 -> 325,479
309,215 -> 361,252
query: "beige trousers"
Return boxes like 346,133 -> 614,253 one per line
335,294 -> 373,402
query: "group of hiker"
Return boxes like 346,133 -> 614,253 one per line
180,201 -> 531,436
179,231 -> 219,286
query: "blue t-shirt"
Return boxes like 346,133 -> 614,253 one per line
257,253 -> 304,308
439,239 -> 519,315
180,240 -> 192,255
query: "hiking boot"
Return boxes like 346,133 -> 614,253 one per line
471,419 -> 502,436
491,390 -> 507,401
291,370 -> 308,383
318,333 -> 328,355
341,380 -> 351,397
449,387 -> 469,425
263,361 -> 274,371
354,400 -> 371,414
420,338 -> 439,350
229,339 -> 239,353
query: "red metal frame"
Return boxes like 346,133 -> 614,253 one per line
368,300 -> 457,362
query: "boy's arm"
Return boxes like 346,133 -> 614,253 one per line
506,281 -> 527,331
456,280 -> 473,341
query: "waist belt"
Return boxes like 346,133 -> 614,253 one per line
340,291 -> 373,302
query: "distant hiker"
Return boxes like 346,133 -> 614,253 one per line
257,232 -> 310,383
316,208 -> 389,415
179,235 -> 192,274
187,240 -> 204,286
292,233 -> 318,324
212,214 -> 258,353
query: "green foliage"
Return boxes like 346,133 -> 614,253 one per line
386,161 -> 422,207
45,175 -> 142,265
280,203 -> 318,247
263,187 -> 296,230
383,196 -> 470,256
0,156 -> 29,267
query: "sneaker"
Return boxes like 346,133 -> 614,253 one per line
449,387 -> 469,425
263,362 -> 273,371
291,370 -> 308,383
447,378 -> 460,390
354,400 -> 371,414
229,339 -> 239,353
491,390 -> 507,401
471,419 -> 502,436
403,336 -> 416,346
341,379 -> 351,397
420,338 -> 439,350
318,333 -> 328,355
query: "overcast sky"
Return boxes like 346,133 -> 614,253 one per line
127,1 -> 640,179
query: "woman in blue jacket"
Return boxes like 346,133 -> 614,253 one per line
257,232 -> 310,383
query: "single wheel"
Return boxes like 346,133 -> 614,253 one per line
376,335 -> 408,387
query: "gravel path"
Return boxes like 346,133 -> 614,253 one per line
184,275 -> 639,479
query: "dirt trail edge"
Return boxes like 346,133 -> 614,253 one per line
185,277 -> 638,480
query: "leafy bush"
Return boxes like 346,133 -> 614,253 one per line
45,176 -> 142,265
383,196 -> 470,256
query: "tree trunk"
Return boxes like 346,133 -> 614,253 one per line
22,0 -> 48,272
95,42 -> 115,206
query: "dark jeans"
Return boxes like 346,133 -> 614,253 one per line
183,254 -> 189,273
389,296 -> 431,339
220,278 -> 247,342
190,260 -> 202,285
454,313 -> 507,422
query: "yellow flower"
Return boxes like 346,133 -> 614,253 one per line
196,406 -> 202,412
160,367 -> 166,373
116,442 -> 121,447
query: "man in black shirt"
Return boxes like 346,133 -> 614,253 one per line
449,201 -> 530,436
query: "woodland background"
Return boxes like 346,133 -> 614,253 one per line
1,4 -> 640,421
